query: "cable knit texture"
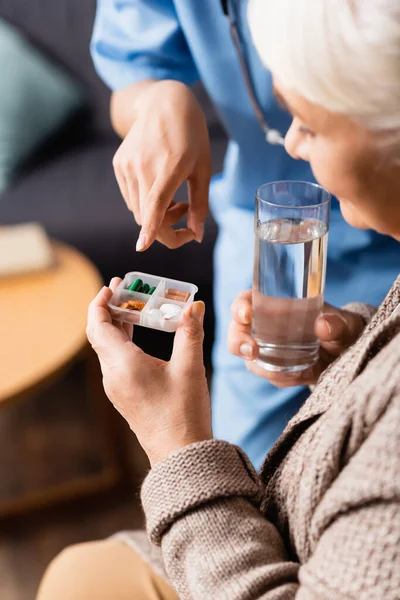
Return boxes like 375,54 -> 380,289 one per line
129,277 -> 399,600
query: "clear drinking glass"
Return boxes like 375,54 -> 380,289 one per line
252,181 -> 331,373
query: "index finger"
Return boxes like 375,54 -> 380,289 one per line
86,286 -> 129,359
87,286 -> 113,331
137,170 -> 185,251
87,278 -> 121,330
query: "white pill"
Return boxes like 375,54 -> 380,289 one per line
160,303 -> 182,320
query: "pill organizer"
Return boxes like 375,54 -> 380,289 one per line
108,272 -> 198,333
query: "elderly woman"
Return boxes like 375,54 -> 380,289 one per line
38,0 -> 399,598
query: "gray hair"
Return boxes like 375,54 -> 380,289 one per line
249,0 -> 400,157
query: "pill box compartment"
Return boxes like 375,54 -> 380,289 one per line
110,290 -> 151,325
124,273 -> 160,293
108,272 -> 198,332
145,297 -> 186,333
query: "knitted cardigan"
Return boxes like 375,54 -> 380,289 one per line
116,276 -> 400,600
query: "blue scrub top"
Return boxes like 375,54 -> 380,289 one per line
91,0 -> 397,287
91,0 -> 314,209
91,0 -> 399,468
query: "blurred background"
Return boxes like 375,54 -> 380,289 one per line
0,1 -> 227,597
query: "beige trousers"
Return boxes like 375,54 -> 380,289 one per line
36,539 -> 178,600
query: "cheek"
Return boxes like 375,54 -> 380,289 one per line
308,141 -> 362,199
308,142 -> 374,228
309,143 -> 384,231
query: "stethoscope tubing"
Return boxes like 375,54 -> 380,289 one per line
221,0 -> 285,145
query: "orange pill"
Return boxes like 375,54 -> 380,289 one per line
165,288 -> 190,302
119,300 -> 146,311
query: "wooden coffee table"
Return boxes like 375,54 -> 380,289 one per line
0,242 -> 119,516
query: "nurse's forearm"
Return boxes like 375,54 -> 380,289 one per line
111,79 -> 157,138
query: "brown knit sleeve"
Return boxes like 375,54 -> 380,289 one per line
142,440 -> 264,545
142,440 -> 300,600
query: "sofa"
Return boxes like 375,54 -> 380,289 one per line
0,0 -> 227,360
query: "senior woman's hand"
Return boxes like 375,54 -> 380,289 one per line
228,290 -> 365,387
87,278 -> 212,465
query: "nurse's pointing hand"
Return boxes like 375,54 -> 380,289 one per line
228,290 -> 365,387
112,80 -> 212,251
87,279 -> 212,466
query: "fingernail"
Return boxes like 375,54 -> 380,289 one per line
322,319 -> 333,335
190,301 -> 205,324
136,232 -> 147,252
239,306 -> 251,324
240,343 -> 253,359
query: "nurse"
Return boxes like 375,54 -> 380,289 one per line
90,0 -> 399,469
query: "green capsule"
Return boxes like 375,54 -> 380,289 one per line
148,286 -> 156,295
128,278 -> 143,292
141,283 -> 150,294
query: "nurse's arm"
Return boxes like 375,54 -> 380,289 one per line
91,0 -> 210,250
110,79 -> 212,250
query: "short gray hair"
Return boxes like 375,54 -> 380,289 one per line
249,0 -> 400,157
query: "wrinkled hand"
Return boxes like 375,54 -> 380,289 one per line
112,80 -> 212,251
86,279 -> 212,465
228,290 -> 365,387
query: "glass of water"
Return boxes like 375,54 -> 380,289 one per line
253,181 -> 331,373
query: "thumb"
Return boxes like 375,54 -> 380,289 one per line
171,301 -> 205,372
137,173 -> 181,251
315,310 -> 364,357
